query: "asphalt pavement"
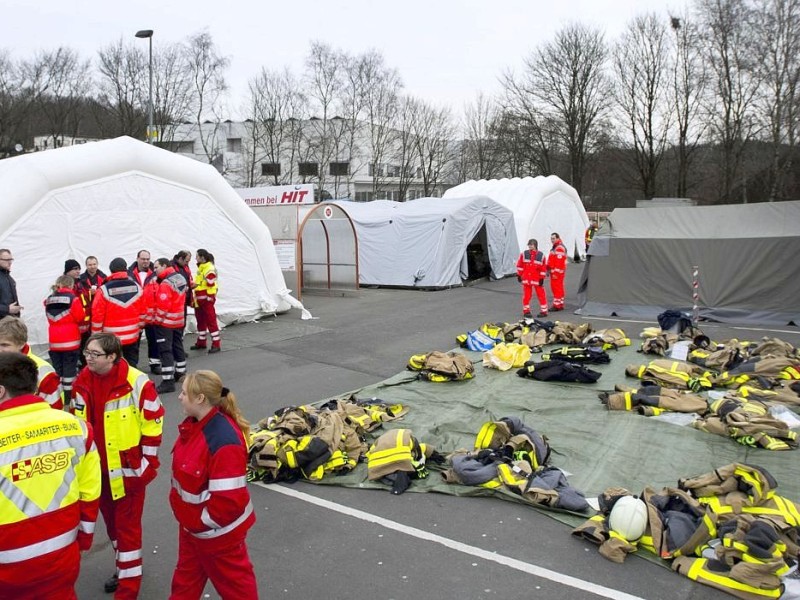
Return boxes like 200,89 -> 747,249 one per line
73,262 -> 800,599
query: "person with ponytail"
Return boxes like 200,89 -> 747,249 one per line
190,249 -> 221,354
169,370 -> 258,599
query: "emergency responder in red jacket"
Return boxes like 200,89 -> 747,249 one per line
129,250 -> 161,374
72,332 -> 164,600
170,370 -> 257,599
150,258 -> 188,394
516,239 -> 548,318
0,352 -> 101,599
91,258 -> 145,368
78,255 -> 107,364
547,232 -> 568,311
0,316 -> 63,409
45,274 -> 87,401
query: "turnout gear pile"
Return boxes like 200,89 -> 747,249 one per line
583,328 -> 631,350
626,359 -> 713,392
407,351 -> 475,382
442,417 -> 588,512
517,360 -> 602,383
247,398 -> 408,483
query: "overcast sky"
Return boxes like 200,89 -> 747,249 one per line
6,0 -> 688,116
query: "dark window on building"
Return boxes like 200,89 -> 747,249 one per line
329,162 -> 349,176
298,162 -> 319,177
261,162 -> 281,176
226,138 -> 242,153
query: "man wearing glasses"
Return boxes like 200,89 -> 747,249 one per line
0,249 -> 21,318
72,332 -> 164,599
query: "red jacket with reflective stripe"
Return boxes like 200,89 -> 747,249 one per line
170,407 -> 254,550
516,249 -> 547,285
149,267 -> 187,329
44,286 -> 86,352
0,395 -> 101,569
91,272 -> 145,345
547,239 -> 568,277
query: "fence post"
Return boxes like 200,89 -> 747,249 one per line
692,265 -> 700,325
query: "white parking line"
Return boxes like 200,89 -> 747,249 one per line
258,483 -> 645,600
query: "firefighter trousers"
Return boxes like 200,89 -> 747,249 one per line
100,486 -> 145,600
169,528 -> 258,600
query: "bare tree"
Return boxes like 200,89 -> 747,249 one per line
697,0 -> 761,203
304,41 -> 343,199
406,97 -> 456,196
612,13 -> 672,198
459,92 -> 503,181
30,47 -> 92,148
95,39 -> 148,138
152,42 -> 194,143
0,50 -> 44,155
752,0 -> 800,201
244,67 -> 307,186
669,11 -> 709,198
184,31 -> 230,170
516,23 -> 611,195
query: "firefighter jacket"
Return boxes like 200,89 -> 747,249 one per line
542,345 -> 610,364
150,267 -> 188,329
474,417 -> 551,470
366,429 -> 434,482
583,328 -> 631,350
23,345 -> 63,410
0,394 -> 101,568
734,382 -> 800,409
72,361 -> 164,501
91,272 -> 145,346
547,239 -> 567,277
516,249 -> 546,285
194,261 -> 218,302
170,407 -> 255,550
713,357 -> 800,389
600,386 -> 708,415
407,351 -> 474,382
550,321 -> 592,345
626,359 -> 713,392
44,286 -> 86,352
691,396 -> 798,451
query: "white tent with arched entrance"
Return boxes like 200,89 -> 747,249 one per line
0,136 -> 306,344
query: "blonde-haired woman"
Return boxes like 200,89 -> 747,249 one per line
169,370 -> 258,599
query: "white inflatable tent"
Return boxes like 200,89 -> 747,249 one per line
0,136 -> 304,345
331,195 -> 519,288
443,176 -> 590,259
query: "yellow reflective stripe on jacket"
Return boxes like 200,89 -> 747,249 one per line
624,392 -> 633,411
685,559 -> 782,598
475,422 -> 497,449
367,430 -> 413,468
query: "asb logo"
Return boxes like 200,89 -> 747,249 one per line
11,451 -> 70,481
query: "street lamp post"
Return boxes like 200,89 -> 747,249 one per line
135,29 -> 154,144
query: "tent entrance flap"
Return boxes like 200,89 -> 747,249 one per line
464,225 -> 490,281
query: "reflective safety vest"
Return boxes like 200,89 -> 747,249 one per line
194,261 -> 218,300
72,363 -> 163,500
0,395 -> 101,567
24,346 -> 63,410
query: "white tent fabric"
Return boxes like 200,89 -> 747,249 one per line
331,196 -> 519,288
0,136 -> 301,345
443,176 -> 590,259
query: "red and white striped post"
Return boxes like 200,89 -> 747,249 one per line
691,265 -> 700,325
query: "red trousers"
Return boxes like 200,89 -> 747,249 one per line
170,528 -> 258,600
100,486 -> 145,600
0,543 -> 79,600
522,284 -> 548,315
194,297 -> 220,348
550,276 -> 565,308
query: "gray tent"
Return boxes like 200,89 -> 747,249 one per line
332,195 -> 519,288
576,201 -> 800,326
